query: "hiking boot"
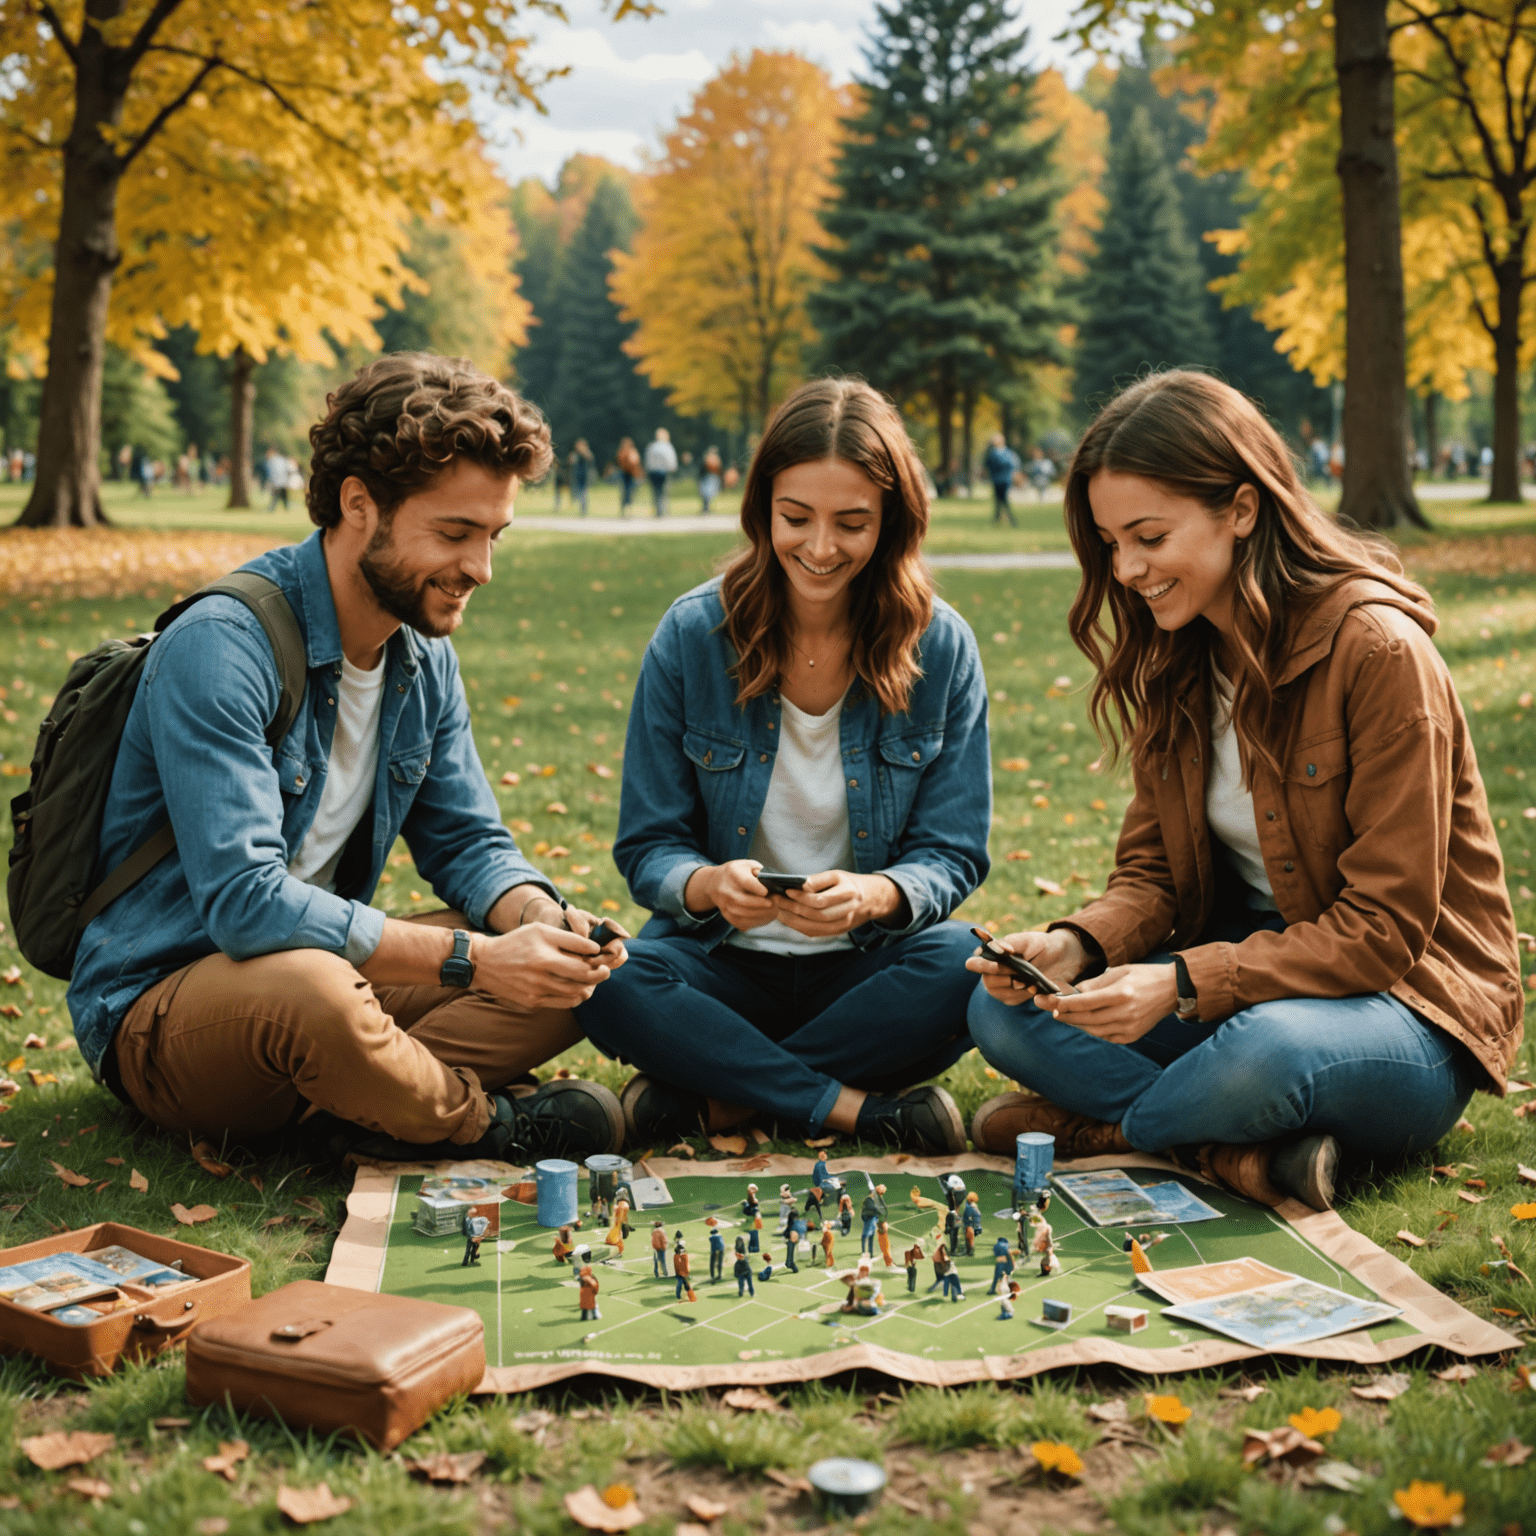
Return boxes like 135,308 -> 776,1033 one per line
620,1073 -> 708,1146
347,1078 -> 623,1165
969,1091 -> 1131,1159
855,1084 -> 966,1156
1199,1135 -> 1337,1212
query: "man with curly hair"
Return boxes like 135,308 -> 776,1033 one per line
67,353 -> 628,1164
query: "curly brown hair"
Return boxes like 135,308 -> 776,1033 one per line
306,352 -> 552,529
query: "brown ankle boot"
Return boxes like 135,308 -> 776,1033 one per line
1199,1142 -> 1286,1208
969,1092 -> 1131,1159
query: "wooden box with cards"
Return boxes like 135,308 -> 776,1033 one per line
0,1221 -> 251,1380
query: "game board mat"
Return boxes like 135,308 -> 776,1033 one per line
327,1152 -> 1518,1393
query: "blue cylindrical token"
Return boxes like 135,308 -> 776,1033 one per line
534,1158 -> 579,1228
1015,1131 -> 1055,1201
807,1457 -> 887,1517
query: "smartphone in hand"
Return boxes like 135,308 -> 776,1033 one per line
969,927 -> 1079,995
756,871 -> 808,896
587,920 -> 621,948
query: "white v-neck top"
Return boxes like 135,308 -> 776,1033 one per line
1206,666 -> 1279,912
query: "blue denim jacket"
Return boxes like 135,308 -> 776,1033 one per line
613,578 -> 991,948
67,530 -> 555,1079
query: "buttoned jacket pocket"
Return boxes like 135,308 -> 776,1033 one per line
1288,735 -> 1350,851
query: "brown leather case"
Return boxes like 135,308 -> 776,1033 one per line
184,1280 -> 485,1450
0,1222 -> 252,1381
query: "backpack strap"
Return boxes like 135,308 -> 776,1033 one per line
78,573 -> 306,933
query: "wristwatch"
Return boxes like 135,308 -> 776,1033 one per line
1172,955 -> 1199,1020
440,928 -> 475,988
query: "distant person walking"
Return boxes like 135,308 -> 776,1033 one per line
616,436 -> 641,515
135,450 -> 154,498
644,428 -> 677,516
264,446 -> 289,511
699,446 -> 722,515
570,439 -> 595,516
1026,448 -> 1054,501
983,434 -> 1019,527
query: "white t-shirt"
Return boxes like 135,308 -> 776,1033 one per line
287,653 -> 386,892
729,693 -> 855,955
1206,666 -> 1279,912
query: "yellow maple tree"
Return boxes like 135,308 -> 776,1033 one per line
0,0 -> 649,526
610,51 -> 852,433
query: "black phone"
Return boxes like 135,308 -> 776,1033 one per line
587,920 -> 621,948
969,927 -> 1077,995
756,871 -> 808,896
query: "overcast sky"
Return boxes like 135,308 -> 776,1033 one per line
483,0 -> 1091,187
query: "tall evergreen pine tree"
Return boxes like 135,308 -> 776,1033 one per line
1073,105 -> 1213,408
542,178 -> 669,466
811,0 -> 1061,477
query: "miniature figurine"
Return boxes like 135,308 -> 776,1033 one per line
552,1225 -> 575,1265
904,1238 -> 924,1293
962,1192 -> 983,1256
860,1183 -> 887,1256
811,1152 -> 831,1192
842,1258 -> 884,1316
943,1173 -> 967,1213
591,1192 -> 610,1229
784,1207 -> 805,1273
927,1239 -> 950,1293
742,1183 -> 762,1253
610,1195 -> 632,1243
940,1252 -> 964,1303
673,1233 -> 696,1302
462,1209 -> 490,1268
578,1264 -> 600,1322
572,1241 -> 594,1272
776,1183 -> 796,1238
1122,1231 -> 1168,1253
820,1219 -> 836,1269
999,1278 -> 1020,1320
757,1248 -> 778,1282
805,1180 -> 824,1222
943,1204 -> 961,1254
1029,1193 -> 1059,1277
651,1219 -> 669,1278
838,1190 -> 854,1236
707,1217 -> 725,1281
734,1236 -> 755,1296
988,1235 -> 1014,1294
877,1219 -> 895,1269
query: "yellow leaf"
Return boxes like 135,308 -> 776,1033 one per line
1287,1406 -> 1341,1438
1511,1203 -> 1536,1220
1001,757 -> 1031,772
3,1056 -> 22,1073
1144,1393 -> 1192,1425
27,1070 -> 57,1086
600,899 -> 621,911
1031,1440 -> 1084,1476
1391,1480 -> 1465,1528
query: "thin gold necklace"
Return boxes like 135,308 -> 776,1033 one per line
790,631 -> 848,671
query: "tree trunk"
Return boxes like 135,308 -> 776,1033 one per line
1487,252 -> 1525,504
934,377 -> 955,496
1332,0 -> 1427,530
960,390 -> 975,495
16,18 -> 126,529
1423,390 -> 1438,479
227,346 -> 255,509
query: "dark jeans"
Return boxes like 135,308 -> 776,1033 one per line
991,480 -> 1016,525
648,471 -> 668,515
968,903 -> 1479,1164
577,920 -> 977,1131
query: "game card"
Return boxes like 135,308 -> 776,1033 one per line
1162,1275 -> 1401,1349
1051,1169 -> 1222,1227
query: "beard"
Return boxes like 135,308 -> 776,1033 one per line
359,520 -> 464,639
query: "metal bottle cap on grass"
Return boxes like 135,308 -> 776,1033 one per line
807,1457 -> 886,1518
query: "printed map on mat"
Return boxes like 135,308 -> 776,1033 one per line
355,1161 -> 1418,1377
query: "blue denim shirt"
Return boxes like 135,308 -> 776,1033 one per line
613,578 -> 991,948
67,530 -> 555,1079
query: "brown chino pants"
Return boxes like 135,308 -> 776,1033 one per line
112,911 -> 581,1145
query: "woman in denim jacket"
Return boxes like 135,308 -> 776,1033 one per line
577,379 -> 991,1153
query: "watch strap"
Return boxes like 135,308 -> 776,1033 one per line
440,928 -> 475,988
1172,954 -> 1198,1019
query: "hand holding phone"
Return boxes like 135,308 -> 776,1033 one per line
755,871 -> 808,896
587,920 -> 620,948
969,927 -> 1079,996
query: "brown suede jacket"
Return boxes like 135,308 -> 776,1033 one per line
1059,578 -> 1523,1094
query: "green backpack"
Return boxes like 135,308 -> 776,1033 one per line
6,572 -> 306,980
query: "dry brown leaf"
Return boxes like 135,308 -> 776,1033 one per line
404,1450 -> 486,1484
803,1135 -> 836,1148
202,1440 -> 249,1481
262,1216 -> 289,1229
1394,1229 -> 1427,1248
1454,1116 -> 1477,1133
1436,1363 -> 1479,1383
666,1142 -> 696,1159
1087,1399 -> 1130,1422
171,1202 -> 217,1225
685,1494 -> 729,1522
1033,876 -> 1065,896
27,1070 -> 57,1087
292,1196 -> 326,1217
152,1418 -> 191,1430
49,1160 -> 90,1188
22,1032 -> 45,1048
0,1496 -> 20,1510
1519,1164 -> 1536,1186
197,1520 -> 229,1536
676,1525 -> 713,1536
275,1482 -> 353,1524
104,1156 -> 124,1167
190,1140 -> 232,1178
745,1126 -> 769,1145
1350,1373 -> 1412,1401
721,1387 -> 781,1412
762,1468 -> 812,1493
66,1477 -> 112,1500
1458,1191 -> 1487,1204
728,1154 -> 773,1172
21,1431 -> 116,1470
1481,1436 -> 1533,1468
1219,1383 -> 1269,1402
707,1133 -> 748,1155
130,1168 -> 148,1193
563,1484 -> 643,1532
1242,1426 -> 1325,1467
245,1172 -> 264,1192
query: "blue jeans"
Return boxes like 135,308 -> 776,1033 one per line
966,907 -> 1478,1164
578,922 -> 976,1131
737,1270 -> 754,1296
860,1216 -> 877,1254
652,1250 -> 667,1278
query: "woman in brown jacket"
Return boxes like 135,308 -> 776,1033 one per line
966,372 -> 1522,1211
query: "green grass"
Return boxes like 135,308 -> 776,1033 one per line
0,492 -> 1534,1531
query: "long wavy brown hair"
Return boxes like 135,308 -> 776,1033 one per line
1065,370 -> 1428,777
721,378 -> 933,715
